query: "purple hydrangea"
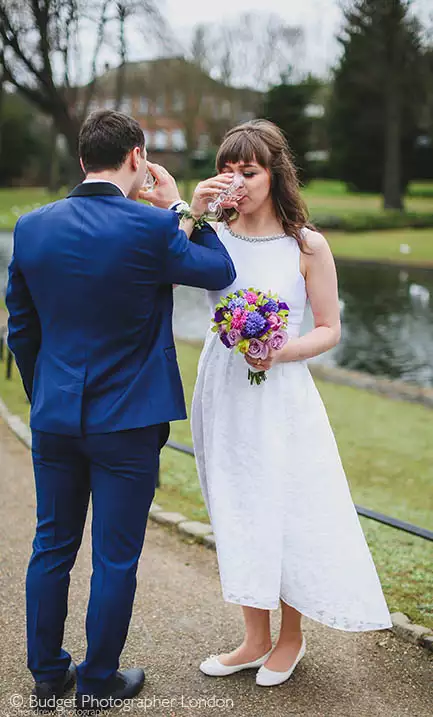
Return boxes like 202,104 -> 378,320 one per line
241,311 -> 267,338
228,296 -> 247,311
262,299 -> 279,314
256,319 -> 271,337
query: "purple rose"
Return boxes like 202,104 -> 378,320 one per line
269,330 -> 289,351
278,301 -> 289,312
220,331 -> 231,348
227,328 -> 242,346
247,338 -> 269,360
214,309 -> 224,323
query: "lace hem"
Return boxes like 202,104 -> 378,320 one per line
223,591 -> 393,633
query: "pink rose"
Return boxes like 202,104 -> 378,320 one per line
267,313 -> 283,330
269,330 -> 289,351
247,338 -> 269,360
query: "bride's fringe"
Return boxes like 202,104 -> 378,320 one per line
216,120 -> 316,254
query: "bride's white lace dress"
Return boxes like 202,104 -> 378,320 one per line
191,222 -> 392,631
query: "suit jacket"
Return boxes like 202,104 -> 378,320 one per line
6,182 -> 236,436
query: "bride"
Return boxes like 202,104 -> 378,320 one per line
145,119 -> 392,688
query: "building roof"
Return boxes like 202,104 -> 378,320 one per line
92,56 -> 261,100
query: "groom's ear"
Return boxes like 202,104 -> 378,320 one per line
79,157 -> 86,176
130,147 -> 142,172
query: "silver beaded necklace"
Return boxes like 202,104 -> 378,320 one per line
224,222 -> 287,243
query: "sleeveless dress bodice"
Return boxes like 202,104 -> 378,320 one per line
207,223 -> 307,339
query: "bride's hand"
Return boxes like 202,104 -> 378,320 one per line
245,342 -> 295,371
190,173 -> 235,218
244,350 -> 279,372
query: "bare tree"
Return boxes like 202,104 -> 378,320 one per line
190,24 -> 211,73
191,13 -> 304,90
111,1 -> 168,109
153,13 -> 300,179
0,0 -> 166,175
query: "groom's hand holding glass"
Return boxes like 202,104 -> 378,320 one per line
138,162 -> 238,219
138,162 -> 181,207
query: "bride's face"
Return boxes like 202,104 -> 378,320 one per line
222,160 -> 272,214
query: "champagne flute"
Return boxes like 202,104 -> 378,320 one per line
142,165 -> 156,192
208,174 -> 245,218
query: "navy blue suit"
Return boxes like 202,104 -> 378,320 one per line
6,182 -> 236,695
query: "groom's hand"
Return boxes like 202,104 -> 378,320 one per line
138,162 -> 181,209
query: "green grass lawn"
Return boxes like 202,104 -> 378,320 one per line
303,180 -> 433,215
1,181 -> 432,231
163,342 -> 433,629
1,182 -> 433,265
0,188 -> 65,231
327,227 -> 433,266
3,336 -> 431,628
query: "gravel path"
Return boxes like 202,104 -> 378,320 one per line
0,417 -> 431,717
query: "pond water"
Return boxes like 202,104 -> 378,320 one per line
1,231 -> 432,386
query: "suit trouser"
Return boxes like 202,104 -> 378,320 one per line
27,425 -> 163,696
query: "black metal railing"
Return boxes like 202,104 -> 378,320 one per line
165,439 -> 433,543
1,324 -> 432,542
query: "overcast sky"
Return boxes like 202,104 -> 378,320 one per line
162,0 -> 432,78
167,0 -> 341,77
94,0 -> 431,83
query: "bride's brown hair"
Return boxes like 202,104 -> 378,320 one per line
216,119 -> 314,252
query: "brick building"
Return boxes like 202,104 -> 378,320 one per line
78,57 -> 262,174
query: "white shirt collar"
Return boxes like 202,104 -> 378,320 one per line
82,178 -> 126,197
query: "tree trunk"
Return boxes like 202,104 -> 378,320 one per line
383,1 -> 404,211
47,120 -> 61,192
53,110 -> 82,187
115,7 -> 127,110
383,72 -> 403,210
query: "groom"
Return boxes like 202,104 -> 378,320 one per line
6,110 -> 235,711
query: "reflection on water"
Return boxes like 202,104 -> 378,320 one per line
173,261 -> 433,387
1,231 -> 432,386
334,261 -> 432,386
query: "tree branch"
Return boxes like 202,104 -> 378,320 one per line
30,0 -> 55,89
82,0 -> 111,115
0,4 -> 47,86
1,58 -> 55,114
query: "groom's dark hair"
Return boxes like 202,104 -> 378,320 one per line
79,109 -> 145,173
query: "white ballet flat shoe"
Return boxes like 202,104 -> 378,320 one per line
199,648 -> 273,677
256,636 -> 306,687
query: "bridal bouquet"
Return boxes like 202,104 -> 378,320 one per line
211,288 -> 290,386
